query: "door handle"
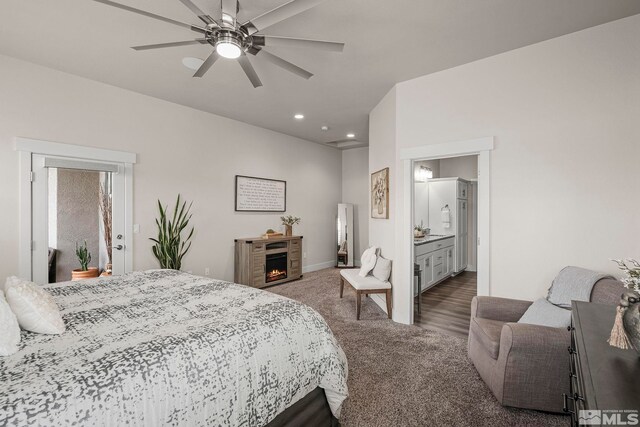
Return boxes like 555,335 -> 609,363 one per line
113,244 -> 124,251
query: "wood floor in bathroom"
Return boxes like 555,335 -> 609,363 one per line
415,271 -> 477,338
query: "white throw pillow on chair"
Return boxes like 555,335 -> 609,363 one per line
0,290 -> 20,356
5,277 -> 65,335
359,247 -> 378,277
372,256 -> 392,282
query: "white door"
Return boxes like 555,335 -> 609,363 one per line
31,154 -> 128,284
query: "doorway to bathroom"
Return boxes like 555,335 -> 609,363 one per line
412,155 -> 479,337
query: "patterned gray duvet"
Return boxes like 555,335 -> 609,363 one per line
0,270 -> 348,426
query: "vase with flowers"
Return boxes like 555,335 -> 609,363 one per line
608,259 -> 640,353
281,215 -> 301,237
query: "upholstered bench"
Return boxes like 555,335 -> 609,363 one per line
339,269 -> 392,320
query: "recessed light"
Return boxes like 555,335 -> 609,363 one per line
294,114 -> 305,120
346,133 -> 355,138
321,125 -> 329,131
182,57 -> 204,71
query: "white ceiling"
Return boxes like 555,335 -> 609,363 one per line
1,0 -> 639,147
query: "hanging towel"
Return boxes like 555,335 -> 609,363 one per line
441,206 -> 451,229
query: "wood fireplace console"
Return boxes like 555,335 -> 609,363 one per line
234,236 -> 302,288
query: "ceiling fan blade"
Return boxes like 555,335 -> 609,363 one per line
243,0 -> 325,35
238,53 -> 263,88
251,49 -> 313,79
221,0 -> 238,24
193,50 -> 220,77
132,39 -> 208,51
254,35 -> 343,52
93,0 -> 206,33
177,0 -> 217,25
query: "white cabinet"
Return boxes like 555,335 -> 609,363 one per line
455,198 -> 468,272
415,253 -> 433,294
444,247 -> 454,276
457,199 -> 468,234
415,237 -> 454,292
457,180 -> 468,200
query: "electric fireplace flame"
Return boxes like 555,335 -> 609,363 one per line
266,269 -> 287,282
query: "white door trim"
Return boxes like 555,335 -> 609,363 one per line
15,138 -> 137,163
14,137 -> 136,281
399,137 -> 494,160
399,137 -> 493,325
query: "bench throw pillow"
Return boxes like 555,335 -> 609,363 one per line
518,298 -> 571,328
372,256 -> 392,282
0,290 -> 20,356
4,276 -> 65,335
359,247 -> 378,277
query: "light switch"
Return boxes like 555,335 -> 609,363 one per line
133,224 -> 140,234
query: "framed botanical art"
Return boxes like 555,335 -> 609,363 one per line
371,167 -> 389,219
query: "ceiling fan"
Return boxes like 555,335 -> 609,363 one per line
94,0 -> 345,87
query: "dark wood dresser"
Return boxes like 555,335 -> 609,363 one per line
565,302 -> 640,425
234,236 -> 302,288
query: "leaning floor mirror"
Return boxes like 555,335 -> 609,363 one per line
336,203 -> 354,268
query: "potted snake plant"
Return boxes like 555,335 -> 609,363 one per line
150,195 -> 194,270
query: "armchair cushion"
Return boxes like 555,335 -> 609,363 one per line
517,298 -> 571,328
470,317 -> 504,359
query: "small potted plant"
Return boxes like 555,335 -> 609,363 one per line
71,240 -> 99,281
414,221 -> 430,238
280,215 -> 301,237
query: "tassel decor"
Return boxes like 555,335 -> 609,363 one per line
608,305 -> 631,350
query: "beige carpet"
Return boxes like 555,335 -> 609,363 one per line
268,268 -> 567,427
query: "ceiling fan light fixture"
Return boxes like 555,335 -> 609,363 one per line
215,35 -> 242,59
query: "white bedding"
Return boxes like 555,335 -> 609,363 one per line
0,270 -> 349,426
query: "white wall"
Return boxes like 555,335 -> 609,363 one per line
368,87 -> 398,313
369,87 -> 397,263
370,14 -> 640,323
439,156 -> 477,180
341,147 -> 369,263
0,54 -> 342,282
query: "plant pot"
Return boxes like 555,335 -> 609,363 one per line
284,224 -> 293,237
377,204 -> 383,214
71,267 -> 99,281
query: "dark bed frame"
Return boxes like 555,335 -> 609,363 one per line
266,387 -> 339,427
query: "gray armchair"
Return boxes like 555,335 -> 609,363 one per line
468,278 -> 624,413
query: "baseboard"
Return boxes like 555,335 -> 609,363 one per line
370,294 -> 388,315
302,260 -> 336,274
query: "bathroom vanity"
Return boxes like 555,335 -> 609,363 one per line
414,235 -> 455,292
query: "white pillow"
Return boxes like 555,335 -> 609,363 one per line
0,290 -> 20,356
372,256 -> 392,282
359,246 -> 378,277
5,277 -> 65,335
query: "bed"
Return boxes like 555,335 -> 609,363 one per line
0,270 -> 348,426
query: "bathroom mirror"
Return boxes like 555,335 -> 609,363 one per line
337,203 -> 354,268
